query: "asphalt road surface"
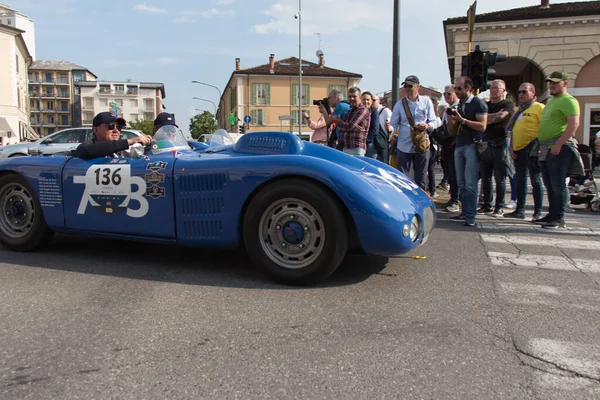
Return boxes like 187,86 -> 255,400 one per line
1,208 -> 600,399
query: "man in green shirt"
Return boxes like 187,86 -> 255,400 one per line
536,71 -> 581,229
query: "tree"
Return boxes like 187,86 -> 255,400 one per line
129,119 -> 154,135
189,111 -> 217,140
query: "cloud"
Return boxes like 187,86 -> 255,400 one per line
174,8 -> 235,22
134,3 -> 167,13
158,58 -> 179,65
201,8 -> 235,17
216,0 -> 234,4
174,15 -> 193,23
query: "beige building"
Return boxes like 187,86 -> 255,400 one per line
218,54 -> 362,134
444,0 -> 600,146
0,23 -> 34,145
29,60 -> 97,137
0,3 -> 35,60
75,81 -> 166,126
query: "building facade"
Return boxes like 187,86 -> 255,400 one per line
0,3 -> 35,60
29,61 -> 97,137
74,81 -> 166,126
0,24 -> 34,145
444,0 -> 600,146
218,55 -> 362,134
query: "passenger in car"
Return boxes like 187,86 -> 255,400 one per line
72,112 -> 152,159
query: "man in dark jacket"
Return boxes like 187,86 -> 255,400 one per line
73,112 -> 152,159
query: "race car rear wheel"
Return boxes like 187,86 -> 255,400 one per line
0,174 -> 53,251
243,179 -> 348,285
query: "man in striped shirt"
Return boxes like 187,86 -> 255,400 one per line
330,87 -> 371,156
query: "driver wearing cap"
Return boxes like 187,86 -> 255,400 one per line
73,112 -> 152,159
153,112 -> 177,134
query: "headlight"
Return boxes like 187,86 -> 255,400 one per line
423,206 -> 435,236
410,215 -> 421,242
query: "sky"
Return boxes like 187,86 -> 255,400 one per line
9,0 -> 592,135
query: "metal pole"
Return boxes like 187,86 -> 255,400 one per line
298,0 -> 302,137
191,80 -> 223,127
391,0 -> 401,106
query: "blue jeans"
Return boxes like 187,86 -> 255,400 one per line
480,140 -> 507,211
514,143 -> 543,216
366,142 -> 388,163
455,144 -> 479,223
540,145 -> 573,221
396,149 -> 430,190
344,147 -> 366,156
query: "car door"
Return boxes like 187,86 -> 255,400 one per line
37,129 -> 86,155
62,153 -> 176,238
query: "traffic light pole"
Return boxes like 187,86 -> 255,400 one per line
391,0 -> 400,106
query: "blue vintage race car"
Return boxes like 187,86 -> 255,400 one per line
0,127 -> 435,285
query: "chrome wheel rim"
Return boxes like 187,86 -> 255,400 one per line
258,198 -> 325,270
0,182 -> 36,239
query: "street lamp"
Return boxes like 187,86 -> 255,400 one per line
191,80 -> 223,126
297,0 -> 302,137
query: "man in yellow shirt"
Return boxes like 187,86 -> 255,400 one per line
507,83 -> 544,221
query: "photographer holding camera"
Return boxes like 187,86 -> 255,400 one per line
447,76 -> 488,227
303,100 -> 332,145
321,90 -> 350,148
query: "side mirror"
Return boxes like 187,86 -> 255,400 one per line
42,138 -> 53,144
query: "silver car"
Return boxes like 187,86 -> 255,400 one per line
0,127 -> 143,159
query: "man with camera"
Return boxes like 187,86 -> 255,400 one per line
447,76 -> 488,227
389,75 -> 437,190
320,90 -> 350,148
329,87 -> 371,156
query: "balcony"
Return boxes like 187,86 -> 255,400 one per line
40,92 -> 56,98
98,88 -> 112,95
57,108 -> 70,113
41,109 -> 56,113
31,121 -> 42,127
126,89 -> 139,96
57,122 -> 70,127
30,107 -> 41,112
82,104 -> 94,110
42,122 -> 56,127
56,92 -> 70,99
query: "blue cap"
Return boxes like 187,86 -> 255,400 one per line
93,112 -> 126,127
154,112 -> 177,127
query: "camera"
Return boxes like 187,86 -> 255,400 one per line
446,105 -> 459,116
313,97 -> 329,109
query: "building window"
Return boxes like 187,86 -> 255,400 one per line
46,101 -> 53,110
61,115 -> 69,125
114,99 -> 123,106
114,85 -> 125,94
84,98 -> 94,108
61,101 -> 68,111
99,85 -> 111,94
59,74 -> 68,83
291,110 -> 309,126
47,115 -> 54,124
144,99 -> 153,111
130,113 -> 139,121
99,98 -> 108,106
15,55 -> 19,73
74,87 -> 80,95
7,19 -> 11,25
126,86 -> 138,95
44,88 -> 53,96
130,99 -> 138,107
45,73 -> 53,83
589,110 -> 600,147
292,84 -> 310,106
60,88 -> 68,97
47,128 -> 54,135
251,109 -> 266,125
328,85 -> 347,96
252,83 -> 270,105
230,87 -> 237,110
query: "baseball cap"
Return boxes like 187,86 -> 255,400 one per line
92,112 -> 126,127
545,71 -> 569,82
154,112 -> 177,127
402,75 -> 420,86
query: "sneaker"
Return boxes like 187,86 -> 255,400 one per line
437,182 -> 449,191
506,200 -> 517,209
445,203 -> 460,213
530,213 -> 542,222
477,206 -> 493,214
492,208 -> 504,218
450,214 -> 466,222
532,214 -> 552,224
542,220 -> 566,229
505,211 -> 525,219
463,221 -> 476,227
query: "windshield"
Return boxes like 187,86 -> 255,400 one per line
150,125 -> 189,154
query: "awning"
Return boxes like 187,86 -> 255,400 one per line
0,117 -> 12,136
21,122 -> 39,141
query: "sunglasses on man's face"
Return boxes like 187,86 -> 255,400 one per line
517,90 -> 529,94
443,92 -> 453,96
455,86 -> 464,91
405,85 -> 413,88
104,123 -> 122,131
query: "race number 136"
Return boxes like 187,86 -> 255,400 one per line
84,165 -> 131,198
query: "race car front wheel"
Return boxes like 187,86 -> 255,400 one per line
0,174 -> 54,251
243,178 -> 348,285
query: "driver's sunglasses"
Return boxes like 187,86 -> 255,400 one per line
105,123 -> 122,131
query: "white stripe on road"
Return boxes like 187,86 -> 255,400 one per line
529,338 -> 600,380
481,234 -> 600,250
488,252 -> 600,274
479,222 -> 600,236
535,371 -> 600,394
499,283 -> 600,312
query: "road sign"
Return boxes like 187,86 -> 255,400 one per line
278,115 -> 294,121
244,115 -> 251,124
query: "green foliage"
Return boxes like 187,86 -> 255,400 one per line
189,111 -> 217,140
129,119 -> 154,135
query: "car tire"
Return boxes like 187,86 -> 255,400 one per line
243,179 -> 348,285
0,174 -> 54,251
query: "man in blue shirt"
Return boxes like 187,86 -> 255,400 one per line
322,89 -> 350,148
447,76 -> 488,227
390,75 -> 438,190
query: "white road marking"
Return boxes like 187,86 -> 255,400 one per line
479,222 -> 600,236
529,339 -> 600,380
499,283 -> 600,312
481,235 -> 600,250
535,371 -> 600,394
488,252 -> 600,274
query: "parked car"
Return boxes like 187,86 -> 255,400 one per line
0,127 -> 143,159
0,128 -> 436,285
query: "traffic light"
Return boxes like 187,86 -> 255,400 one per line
483,51 -> 507,90
238,124 -> 246,134
468,45 -> 485,93
460,55 -> 469,78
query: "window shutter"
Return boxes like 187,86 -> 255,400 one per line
328,85 -> 334,94
292,85 -> 298,106
291,110 -> 297,125
252,109 -> 257,125
304,85 -> 310,106
342,86 -> 347,96
303,110 -> 310,125
262,109 -> 267,125
252,83 -> 257,105
265,83 -> 271,105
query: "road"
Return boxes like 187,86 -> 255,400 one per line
1,205 -> 599,399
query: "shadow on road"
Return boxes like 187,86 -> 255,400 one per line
0,234 -> 390,289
